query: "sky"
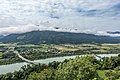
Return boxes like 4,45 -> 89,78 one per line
0,0 -> 120,36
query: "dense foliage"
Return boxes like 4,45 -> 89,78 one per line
55,56 -> 99,80
0,56 -> 120,80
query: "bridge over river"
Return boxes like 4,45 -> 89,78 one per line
9,47 -> 103,65
13,51 -> 40,65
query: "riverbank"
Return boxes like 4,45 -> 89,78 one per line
0,43 -> 120,65
0,54 -> 118,74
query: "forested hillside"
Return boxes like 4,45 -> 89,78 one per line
0,31 -> 120,44
0,35 -> 4,39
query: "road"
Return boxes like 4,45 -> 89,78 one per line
14,51 -> 40,65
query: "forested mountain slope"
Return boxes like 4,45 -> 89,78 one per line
0,31 -> 120,44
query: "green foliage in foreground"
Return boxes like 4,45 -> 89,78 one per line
56,56 -> 99,80
0,56 -> 120,80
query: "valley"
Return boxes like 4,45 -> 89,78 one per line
0,43 -> 120,65
0,43 -> 120,80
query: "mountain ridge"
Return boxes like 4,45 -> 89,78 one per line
107,31 -> 120,34
0,35 -> 4,39
0,30 -> 120,44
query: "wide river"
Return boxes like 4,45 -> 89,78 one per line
0,54 -> 119,74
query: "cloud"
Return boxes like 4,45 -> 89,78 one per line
0,24 -> 52,35
0,0 -> 120,35
97,31 -> 120,37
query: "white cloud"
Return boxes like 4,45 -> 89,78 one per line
0,24 -> 51,35
97,31 -> 120,37
0,0 -> 120,35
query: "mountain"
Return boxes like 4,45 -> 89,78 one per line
0,35 -> 4,39
107,31 -> 120,34
0,31 -> 120,44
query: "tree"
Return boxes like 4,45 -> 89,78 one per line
56,56 -> 99,80
105,70 -> 120,80
27,68 -> 55,80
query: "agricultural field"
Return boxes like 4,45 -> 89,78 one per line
0,43 -> 120,65
51,44 -> 120,54
51,45 -> 79,51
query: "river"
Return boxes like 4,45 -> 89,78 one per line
0,54 -> 118,74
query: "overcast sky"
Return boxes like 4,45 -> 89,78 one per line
0,0 -> 120,36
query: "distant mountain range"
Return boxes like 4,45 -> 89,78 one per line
107,31 -> 120,34
0,31 -> 120,44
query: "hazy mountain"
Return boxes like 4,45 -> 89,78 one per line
0,35 -> 4,39
0,31 -> 120,44
107,31 -> 120,34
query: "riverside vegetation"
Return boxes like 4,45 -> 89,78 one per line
0,44 -> 120,65
0,55 -> 120,80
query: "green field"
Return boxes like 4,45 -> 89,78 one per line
97,70 -> 108,78
51,45 -> 79,51
0,43 -> 120,65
